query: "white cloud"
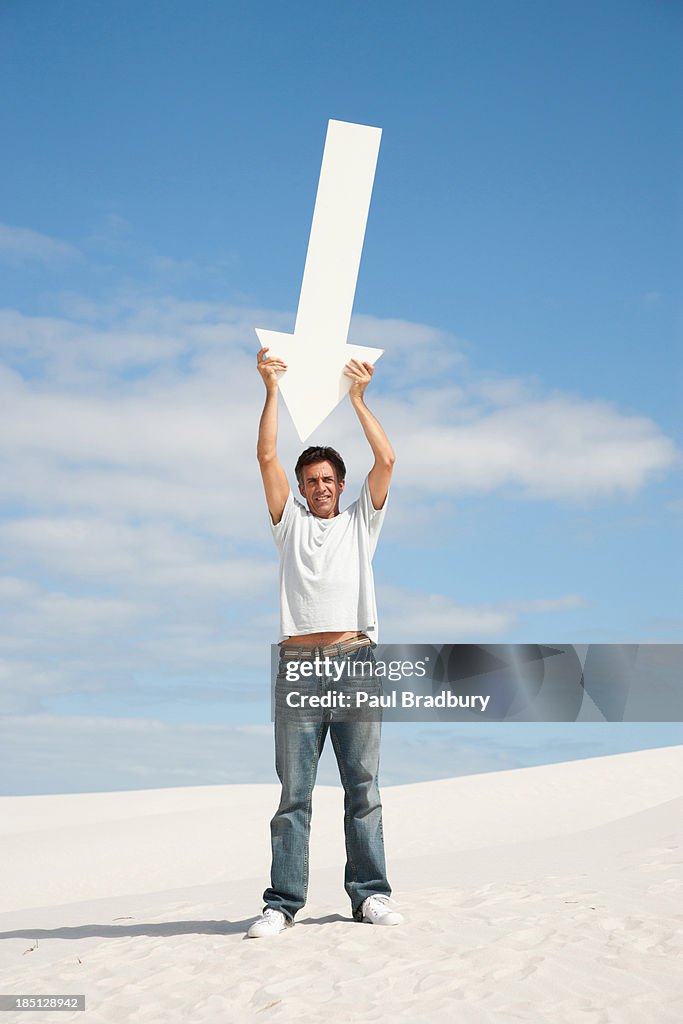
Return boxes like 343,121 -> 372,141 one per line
0,224 -> 79,265
379,585 -> 585,642
1,298 -> 676,520
0,521 -> 278,712
1,713 -> 677,794
0,516 -> 274,594
378,390 -> 678,499
0,293 -> 677,716
348,312 -> 467,386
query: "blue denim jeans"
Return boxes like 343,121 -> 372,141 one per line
262,644 -> 391,921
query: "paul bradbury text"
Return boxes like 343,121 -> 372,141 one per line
284,690 -> 491,711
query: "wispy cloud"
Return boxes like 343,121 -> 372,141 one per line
377,390 -> 678,500
0,224 -> 79,266
379,585 -> 585,642
0,292 -> 678,718
0,296 -> 676,573
1,712 -> 680,794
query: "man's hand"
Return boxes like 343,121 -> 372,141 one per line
344,358 -> 373,402
257,346 -> 287,391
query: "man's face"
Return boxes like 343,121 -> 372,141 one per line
298,460 -> 345,519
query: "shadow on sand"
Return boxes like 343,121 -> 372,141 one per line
0,912 -> 354,944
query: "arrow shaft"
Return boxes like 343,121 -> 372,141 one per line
294,120 -> 381,344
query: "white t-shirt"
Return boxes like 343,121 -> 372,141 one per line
270,476 -> 387,643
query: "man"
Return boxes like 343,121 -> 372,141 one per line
247,345 -> 402,937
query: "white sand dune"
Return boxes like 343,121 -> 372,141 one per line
0,745 -> 681,1023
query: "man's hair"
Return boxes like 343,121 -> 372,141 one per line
295,446 -> 347,486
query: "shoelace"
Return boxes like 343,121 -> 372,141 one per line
365,895 -> 397,916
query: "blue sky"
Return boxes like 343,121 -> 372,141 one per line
0,0 -> 681,795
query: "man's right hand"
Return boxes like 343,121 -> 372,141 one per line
257,346 -> 287,390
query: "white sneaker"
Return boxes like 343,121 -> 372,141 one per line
360,894 -> 404,926
246,908 -> 292,938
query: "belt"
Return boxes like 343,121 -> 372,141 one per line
279,634 -> 372,660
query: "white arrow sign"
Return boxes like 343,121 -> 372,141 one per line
255,119 -> 384,441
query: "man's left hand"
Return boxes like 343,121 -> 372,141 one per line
344,359 -> 374,401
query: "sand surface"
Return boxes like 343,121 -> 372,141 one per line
0,745 -> 681,1023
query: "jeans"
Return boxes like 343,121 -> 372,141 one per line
262,644 -> 391,921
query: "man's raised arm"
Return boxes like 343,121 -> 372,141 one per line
256,347 -> 290,525
344,358 -> 395,510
